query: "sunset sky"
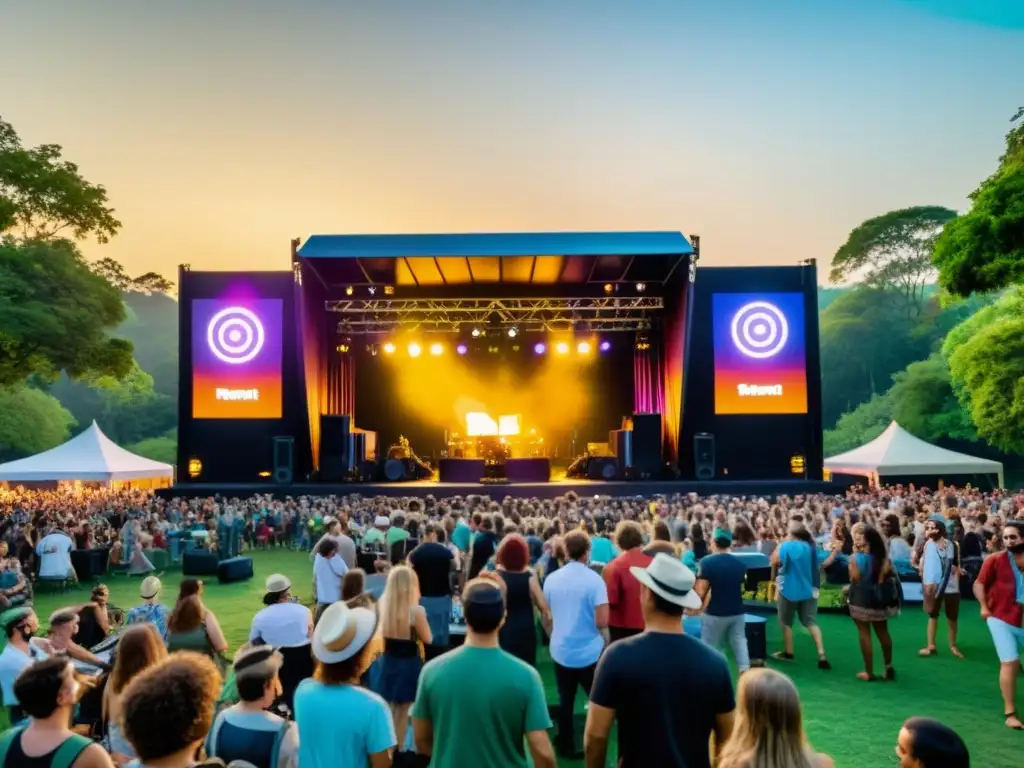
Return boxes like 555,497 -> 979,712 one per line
2,1 -> 1022,283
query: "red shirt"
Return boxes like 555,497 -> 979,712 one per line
978,552 -> 1023,628
604,548 -> 653,630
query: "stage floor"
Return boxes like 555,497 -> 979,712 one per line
162,477 -> 844,500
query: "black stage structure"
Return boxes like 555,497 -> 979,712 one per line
174,232 -> 827,498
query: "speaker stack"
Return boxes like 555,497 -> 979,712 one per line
631,413 -> 662,477
694,432 -> 716,480
272,436 -> 294,484
320,414 -> 353,482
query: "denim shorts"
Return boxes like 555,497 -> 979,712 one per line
986,617 -> 1024,663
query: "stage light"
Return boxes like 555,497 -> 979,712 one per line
336,343 -> 350,354
555,342 -> 569,355
577,341 -> 591,355
603,283 -> 613,294
367,343 -> 379,356
636,282 -> 646,292
345,286 -> 354,296
429,342 -> 444,356
507,327 -> 518,338
471,328 -> 482,338
456,344 -> 468,355
187,458 -> 202,479
383,342 -> 396,355
384,285 -> 395,296
599,340 -> 611,352
408,342 -> 422,358
488,345 -> 499,354
534,342 -> 547,355
368,286 -> 376,295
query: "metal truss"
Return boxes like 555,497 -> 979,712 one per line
326,297 -> 662,335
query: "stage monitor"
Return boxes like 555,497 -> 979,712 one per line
192,299 -> 283,419
712,292 -> 807,415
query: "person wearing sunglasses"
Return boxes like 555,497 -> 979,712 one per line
974,522 -> 1024,730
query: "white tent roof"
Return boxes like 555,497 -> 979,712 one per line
825,421 -> 1003,487
0,421 -> 173,482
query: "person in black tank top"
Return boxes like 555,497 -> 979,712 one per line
496,535 -> 551,666
1,656 -> 110,768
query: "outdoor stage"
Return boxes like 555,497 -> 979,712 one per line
159,477 -> 842,500
174,231 -> 825,494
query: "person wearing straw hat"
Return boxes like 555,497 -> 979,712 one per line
205,645 -> 298,768
125,576 -> 170,642
294,601 -> 396,767
585,553 -> 736,768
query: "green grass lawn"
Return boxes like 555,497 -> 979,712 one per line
10,550 -> 1020,766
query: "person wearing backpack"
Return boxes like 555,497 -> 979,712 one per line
205,646 -> 298,768
0,656 -> 113,768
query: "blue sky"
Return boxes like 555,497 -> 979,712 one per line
0,1 -> 1020,280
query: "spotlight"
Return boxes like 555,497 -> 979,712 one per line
408,342 -> 422,358
488,345 -> 499,354
507,327 -> 518,338
345,286 -> 354,296
384,285 -> 395,296
383,342 -> 396,355
534,342 -> 546,355
635,333 -> 650,351
429,342 -> 444,356
471,328 -> 482,338
336,343 -> 350,354
577,341 -> 591,355
599,340 -> 611,352
456,344 -> 468,355
636,282 -> 646,293
555,342 -> 569,355
603,283 -> 613,294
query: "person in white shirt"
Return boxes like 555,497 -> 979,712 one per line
313,538 -> 349,624
250,574 -> 314,649
0,607 -> 49,722
542,530 -> 609,759
310,517 -> 357,570
36,528 -> 75,581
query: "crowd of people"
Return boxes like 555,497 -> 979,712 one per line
0,481 -> 1015,765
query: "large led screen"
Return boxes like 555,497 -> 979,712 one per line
192,299 -> 283,419
713,292 -> 807,415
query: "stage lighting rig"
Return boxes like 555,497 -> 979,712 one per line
408,342 -> 422,357
599,340 -> 611,352
383,342 -> 396,354
635,333 -> 650,351
471,327 -> 482,338
555,342 -> 569,355
456,344 -> 468,355
577,341 -> 591,355
429,342 -> 444,356
384,285 -> 395,295
507,327 -> 518,338
345,286 -> 354,296
635,282 -> 646,293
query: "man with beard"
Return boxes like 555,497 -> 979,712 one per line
0,608 -> 50,723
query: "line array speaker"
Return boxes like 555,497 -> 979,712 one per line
631,413 -> 662,475
320,414 -> 352,482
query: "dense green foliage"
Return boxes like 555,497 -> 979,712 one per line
0,385 -> 76,461
934,109 -> 1024,296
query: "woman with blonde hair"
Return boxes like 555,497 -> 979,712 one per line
377,564 -> 432,758
102,624 -> 167,764
719,668 -> 833,768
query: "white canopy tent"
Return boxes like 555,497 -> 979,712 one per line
0,421 -> 173,486
825,421 -> 1004,488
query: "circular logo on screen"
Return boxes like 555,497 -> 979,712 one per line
207,306 -> 265,365
730,301 -> 788,359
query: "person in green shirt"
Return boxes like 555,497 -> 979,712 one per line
362,516 -> 389,547
413,576 -> 556,768
386,513 -> 411,550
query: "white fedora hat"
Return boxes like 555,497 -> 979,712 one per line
312,602 -> 379,664
629,553 -> 703,610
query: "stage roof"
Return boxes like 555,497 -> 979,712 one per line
297,231 -> 693,287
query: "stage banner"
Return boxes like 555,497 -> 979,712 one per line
192,299 -> 283,419
712,292 -> 807,415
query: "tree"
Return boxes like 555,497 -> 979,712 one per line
0,385 -> 75,461
829,206 -> 957,315
932,168 -> 1024,296
888,355 -> 976,443
933,108 -> 1024,296
942,288 -> 1024,453
91,256 -> 132,290
0,117 -> 121,243
823,391 -> 893,457
130,271 -> 174,295
0,239 -> 133,386
127,429 -> 177,465
819,287 -> 929,426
